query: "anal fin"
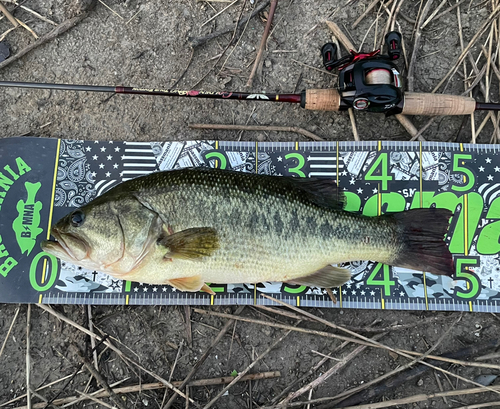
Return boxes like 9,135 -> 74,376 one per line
168,275 -> 214,294
287,265 -> 351,288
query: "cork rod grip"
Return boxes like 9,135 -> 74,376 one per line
303,89 -> 341,111
402,93 -> 476,116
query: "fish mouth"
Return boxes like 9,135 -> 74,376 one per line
41,229 -> 90,263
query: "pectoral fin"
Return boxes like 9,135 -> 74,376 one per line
168,275 -> 215,294
287,265 -> 351,288
158,227 -> 219,260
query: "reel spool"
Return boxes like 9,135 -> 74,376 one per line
365,68 -> 392,85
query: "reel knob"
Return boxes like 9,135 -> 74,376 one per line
321,43 -> 338,71
385,31 -> 402,60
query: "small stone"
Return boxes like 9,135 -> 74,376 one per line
417,378 -> 424,387
257,134 -> 266,142
265,59 -> 272,68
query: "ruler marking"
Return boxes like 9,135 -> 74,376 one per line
215,140 -> 219,168
419,142 -> 429,310
255,142 -> 258,174
336,140 -> 340,186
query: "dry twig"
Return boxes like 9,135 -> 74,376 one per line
0,1 -> 97,71
75,391 -> 116,409
433,4 -> 500,92
98,0 -> 124,19
407,0 -> 434,92
352,0 -> 380,29
421,0 -> 447,29
70,344 -> 126,409
281,333 -> 385,405
10,373 -> 280,409
189,0 -> 271,48
201,0 -> 239,27
348,109 -> 360,141
2,1 -> 57,25
247,0 -> 278,87
189,123 -> 324,141
87,305 -> 98,371
0,305 -> 20,361
378,0 -> 399,50
203,324 -> 298,409
0,1 -> 18,27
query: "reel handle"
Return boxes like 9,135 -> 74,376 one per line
401,93 -> 476,116
301,89 -> 477,116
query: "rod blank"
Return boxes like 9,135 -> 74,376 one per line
0,81 -> 116,93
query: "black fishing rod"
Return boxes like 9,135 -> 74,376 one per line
0,80 -> 303,104
1,31 -> 499,116
1,79 -> 499,116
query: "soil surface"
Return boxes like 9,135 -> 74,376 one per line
1,1 -> 500,408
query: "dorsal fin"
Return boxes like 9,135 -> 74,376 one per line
284,177 -> 345,210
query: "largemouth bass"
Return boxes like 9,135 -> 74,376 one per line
41,168 -> 454,293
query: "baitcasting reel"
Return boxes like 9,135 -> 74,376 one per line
321,31 -> 403,115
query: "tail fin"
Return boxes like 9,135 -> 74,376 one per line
388,208 -> 454,276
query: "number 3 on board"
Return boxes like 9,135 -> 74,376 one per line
285,153 -> 306,177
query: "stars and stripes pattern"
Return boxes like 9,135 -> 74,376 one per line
306,153 -> 344,178
85,141 -> 159,196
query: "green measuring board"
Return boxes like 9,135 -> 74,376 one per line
1,137 -> 499,312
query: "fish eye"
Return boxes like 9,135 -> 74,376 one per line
70,210 -> 85,227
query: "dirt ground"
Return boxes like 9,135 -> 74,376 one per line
1,0 -> 500,408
